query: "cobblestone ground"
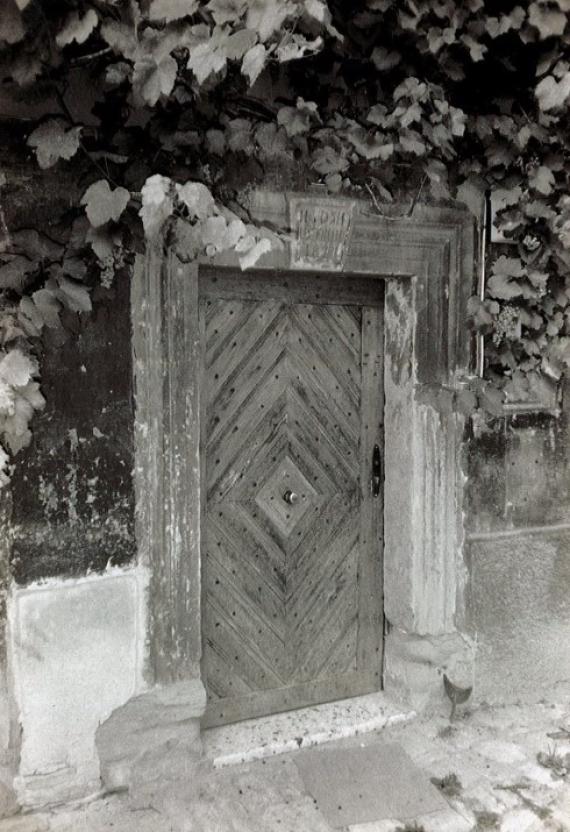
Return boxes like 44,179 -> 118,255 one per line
2,702 -> 570,832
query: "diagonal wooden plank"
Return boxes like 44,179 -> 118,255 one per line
311,604 -> 358,678
293,547 -> 359,680
221,426 -> 290,502
320,304 -> 363,356
203,643 -> 255,699
288,517 -> 359,625
204,597 -> 286,690
207,346 -> 288,451
288,386 -> 360,487
205,301 -> 260,371
208,386 -> 288,500
295,302 -> 361,362
286,437 -> 338,503
288,368 -> 360,451
207,513 -> 285,615
207,305 -> 288,414
205,557 -> 286,651
207,333 -> 288,445
208,501 -> 285,586
290,305 -> 362,408
286,492 -> 359,584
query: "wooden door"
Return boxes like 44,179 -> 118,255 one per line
200,271 -> 384,727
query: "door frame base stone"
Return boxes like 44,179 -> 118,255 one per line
130,191 -> 477,736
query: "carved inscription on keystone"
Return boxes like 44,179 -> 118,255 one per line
289,197 -> 354,271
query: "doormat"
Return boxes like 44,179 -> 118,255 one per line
294,741 -> 448,828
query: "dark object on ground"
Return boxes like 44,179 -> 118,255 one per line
443,673 -> 473,721
430,772 -> 463,797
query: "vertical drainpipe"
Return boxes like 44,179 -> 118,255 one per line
476,191 -> 491,378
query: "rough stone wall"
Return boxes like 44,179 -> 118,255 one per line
8,276 -> 136,583
464,379 -> 570,703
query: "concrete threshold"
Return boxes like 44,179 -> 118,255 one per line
203,692 -> 416,768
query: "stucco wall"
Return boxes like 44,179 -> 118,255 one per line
9,274 -> 136,584
1,140 -> 144,810
464,383 -> 570,703
9,569 -> 147,807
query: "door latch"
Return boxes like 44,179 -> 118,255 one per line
372,444 -> 382,498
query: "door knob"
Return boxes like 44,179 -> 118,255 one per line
283,490 -> 298,505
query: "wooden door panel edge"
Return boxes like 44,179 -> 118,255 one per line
202,669 -> 379,728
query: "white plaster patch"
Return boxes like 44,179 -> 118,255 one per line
477,740 -> 528,764
9,567 -> 148,808
204,692 -> 415,768
518,761 -> 564,787
499,807 -> 541,832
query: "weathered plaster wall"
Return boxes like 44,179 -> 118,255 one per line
9,569 -> 147,808
9,275 -> 136,583
464,382 -> 570,703
1,141 -> 145,811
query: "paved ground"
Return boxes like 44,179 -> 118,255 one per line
2,701 -> 570,832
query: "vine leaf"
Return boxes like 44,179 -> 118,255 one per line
371,46 -> 401,70
31,289 -> 62,330
100,19 -> 138,61
0,348 -> 45,456
276,34 -> 323,62
242,43 -> 267,84
0,256 -> 33,291
238,237 -> 272,269
277,98 -> 320,136
176,181 -> 215,219
187,35 -> 227,83
530,164 -> 555,195
312,145 -> 349,174
56,9 -> 99,47
81,180 -> 131,228
206,0 -> 247,26
133,55 -> 178,106
461,34 -> 487,61
0,448 -> 9,488
56,277 -> 92,313
487,256 -> 527,299
0,349 -> 37,388
140,174 -> 174,237
456,176 -> 486,219
346,126 -> 394,160
226,29 -> 258,60
400,130 -> 426,155
246,0 -> 295,42
528,3 -> 567,39
535,72 -> 570,110
0,1 -> 24,44
201,215 -> 230,254
304,0 -> 341,38
148,0 -> 199,22
27,120 -> 82,169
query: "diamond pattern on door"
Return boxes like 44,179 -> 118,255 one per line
201,291 -> 383,727
255,456 -> 319,537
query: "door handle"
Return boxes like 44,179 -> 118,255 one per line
372,444 -> 382,498
283,490 -> 298,505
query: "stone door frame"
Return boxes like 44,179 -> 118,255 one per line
132,191 -> 476,710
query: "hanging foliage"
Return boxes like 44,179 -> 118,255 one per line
1,0 -> 570,482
